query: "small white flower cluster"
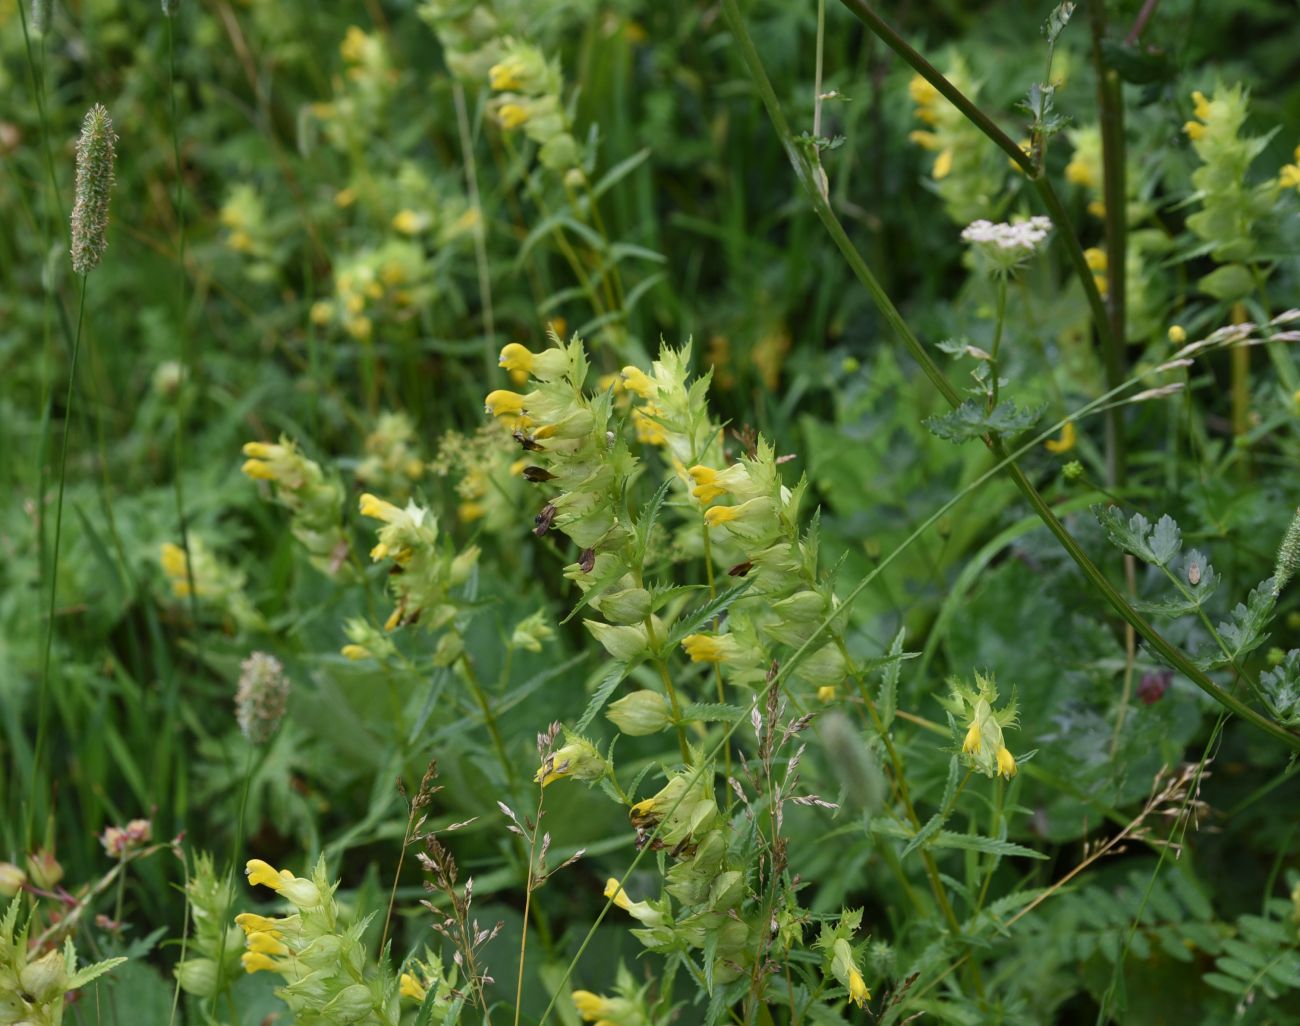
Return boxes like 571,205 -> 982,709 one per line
961,216 -> 1052,271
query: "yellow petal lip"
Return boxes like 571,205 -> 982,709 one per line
242,441 -> 275,458
245,858 -> 284,890
241,459 -> 275,480
848,967 -> 870,1006
603,877 -> 633,910
341,644 -> 369,661
484,389 -> 527,417
996,744 -> 1018,779
962,720 -> 982,754
399,972 -> 428,1001
498,342 -> 535,374
241,951 -> 276,974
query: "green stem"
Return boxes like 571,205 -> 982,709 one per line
722,0 -> 1300,751
27,281 -> 88,848
988,273 -> 1008,412
1088,0 -> 1129,485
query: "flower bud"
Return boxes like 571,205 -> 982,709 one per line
606,690 -> 671,736
537,737 -> 607,787
25,850 -> 62,889
584,620 -> 648,663
592,587 -> 651,625
175,957 -> 220,997
796,643 -> 846,687
323,983 -> 374,1020
19,949 -> 67,1003
432,631 -> 464,668
0,862 -> 25,896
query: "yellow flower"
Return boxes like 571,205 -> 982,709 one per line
241,951 -> 276,974
1064,155 -> 1096,189
246,932 -> 288,956
996,744 -> 1017,779
399,972 -> 428,1001
1280,150 -> 1300,191
309,300 -> 333,326
629,406 -> 665,445
682,633 -> 737,663
603,878 -> 633,911
498,342 -> 535,376
359,493 -> 402,522
241,458 -> 275,480
459,501 -> 486,522
629,796 -> 656,818
334,187 -> 357,208
1083,247 -> 1107,272
227,230 -> 254,254
489,61 -> 523,91
908,130 -> 939,150
1192,90 -> 1212,121
572,990 -> 617,1021
962,719 -> 982,754
818,685 -> 837,702
341,644 -> 369,661
848,967 -> 870,1007
704,504 -> 741,527
498,103 -> 529,129
687,465 -> 725,502
339,25 -> 368,63
245,859 -> 288,890
391,209 -> 427,235
1183,120 -> 1206,141
484,389 -> 527,417
234,912 -> 280,935
160,542 -> 188,579
620,365 -> 657,398
908,74 -> 939,107
1094,274 -> 1109,297
1168,324 -> 1187,344
1045,420 -> 1076,454
932,147 -> 954,180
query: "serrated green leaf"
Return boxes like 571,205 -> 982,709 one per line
928,831 -> 1048,860
924,399 -> 1040,443
67,955 -> 128,989
665,584 -> 751,650
878,627 -> 906,729
575,663 -> 629,733
681,702 -> 745,723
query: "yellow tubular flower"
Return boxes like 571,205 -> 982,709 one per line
572,990 -> 610,1021
631,407 -> 666,445
399,972 -> 428,1001
359,493 -> 402,522
1192,90 -> 1212,121
498,103 -> 529,129
489,61 -> 523,91
908,130 -> 939,150
704,505 -> 741,528
849,967 -> 870,1007
241,459 -> 275,480
498,342 -> 535,376
370,542 -> 389,561
484,389 -> 527,418
459,501 -> 487,523
1083,247 -> 1107,272
245,859 -> 285,890
818,685 -> 837,702
996,745 -> 1018,779
620,366 -> 657,398
234,913 -> 280,935
932,148 -> 954,180
682,633 -> 733,663
241,951 -> 277,974
1184,120 -> 1206,141
1045,420 -> 1077,454
962,720 -> 982,754
341,644 -> 369,661
160,542 -> 188,578
687,465 -> 724,502
603,878 -> 634,911
242,441 -> 277,459
908,74 -> 939,106
246,932 -> 288,956
629,797 -> 656,819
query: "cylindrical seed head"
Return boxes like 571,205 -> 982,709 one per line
70,103 -> 117,274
